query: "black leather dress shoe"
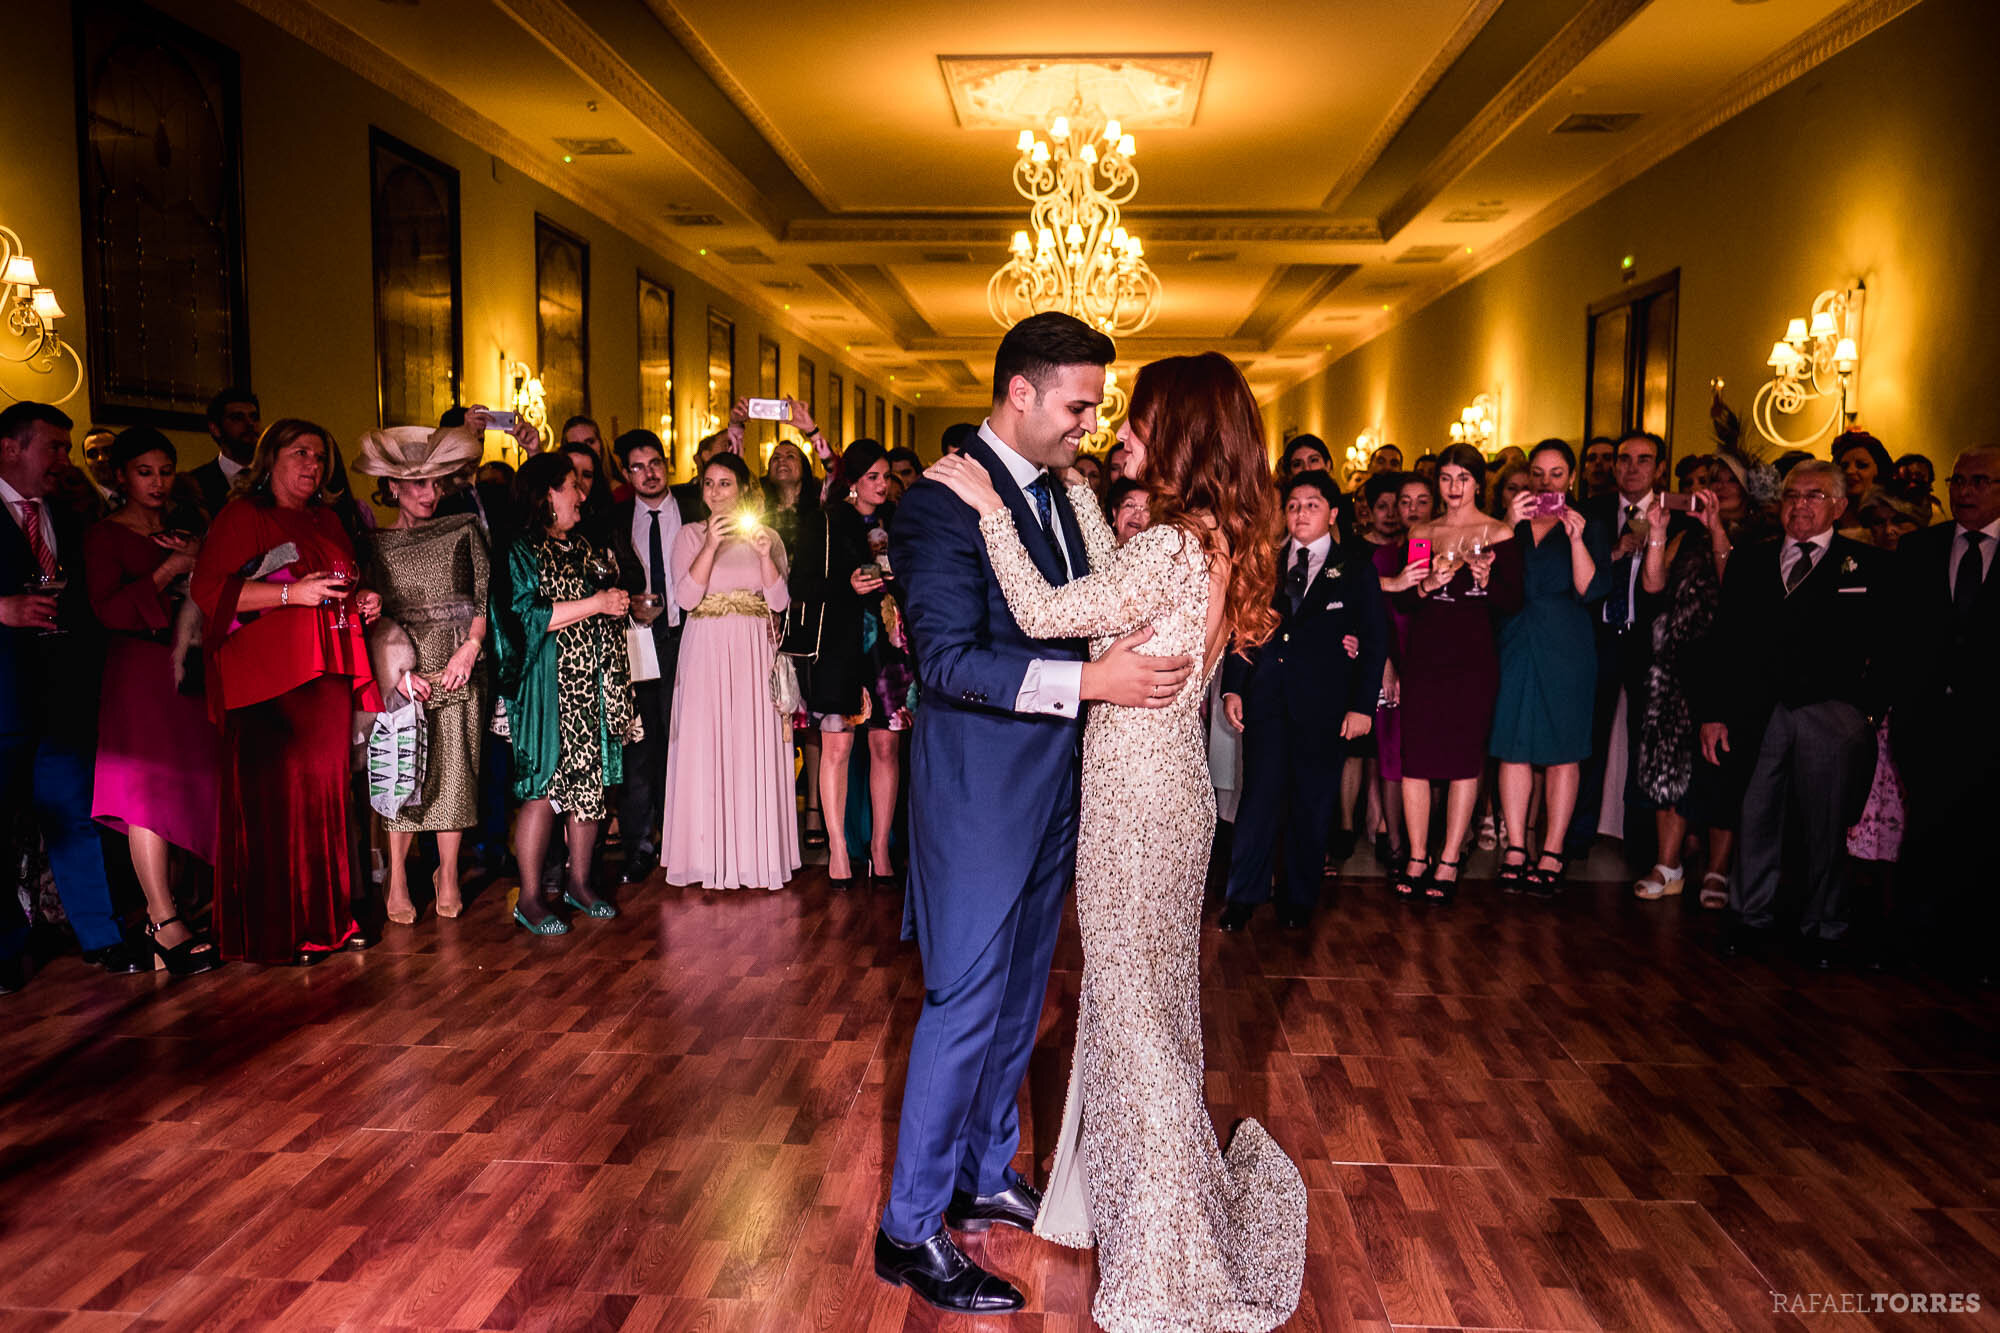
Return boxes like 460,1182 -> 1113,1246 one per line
873,1227 -> 1024,1314
945,1177 -> 1043,1233
86,939 -> 150,975
1717,923 -> 1772,961
1217,902 -> 1255,932
620,848 -> 658,884
1277,905 -> 1310,931
344,930 -> 379,952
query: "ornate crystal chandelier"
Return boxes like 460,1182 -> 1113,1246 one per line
988,107 -> 1162,339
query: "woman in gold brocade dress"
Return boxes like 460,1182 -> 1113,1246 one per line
927,353 -> 1306,1333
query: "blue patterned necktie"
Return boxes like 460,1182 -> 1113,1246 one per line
1024,473 -> 1069,581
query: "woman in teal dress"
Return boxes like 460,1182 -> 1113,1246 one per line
1489,439 -> 1609,894
490,452 -> 633,935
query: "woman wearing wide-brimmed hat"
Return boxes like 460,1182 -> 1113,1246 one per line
353,423 -> 491,925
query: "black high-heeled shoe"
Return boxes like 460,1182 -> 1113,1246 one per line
1498,844 -> 1530,895
1393,854 -> 1432,901
145,915 -> 221,977
1526,849 -> 1570,899
1425,854 -> 1465,907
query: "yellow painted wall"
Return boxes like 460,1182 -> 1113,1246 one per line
1274,0 -> 1998,471
0,0 -> 915,485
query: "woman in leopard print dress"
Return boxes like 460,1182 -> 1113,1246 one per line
492,453 -> 633,936
927,353 -> 1306,1333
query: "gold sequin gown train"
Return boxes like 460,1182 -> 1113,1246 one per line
974,487 -> 1307,1333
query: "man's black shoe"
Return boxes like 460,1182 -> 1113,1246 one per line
1277,905 -> 1311,931
1717,923 -> 1772,961
620,848 -> 659,884
873,1227 -> 1024,1314
1217,902 -> 1255,933
86,939 -> 150,975
945,1177 -> 1043,1233
0,955 -> 28,994
344,929 -> 379,952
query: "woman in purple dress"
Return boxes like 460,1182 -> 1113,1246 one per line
86,427 -> 221,976
1393,445 -> 1523,903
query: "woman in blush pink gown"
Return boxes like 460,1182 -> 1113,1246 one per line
660,452 -> 800,890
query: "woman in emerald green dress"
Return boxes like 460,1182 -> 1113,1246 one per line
491,452 -> 633,935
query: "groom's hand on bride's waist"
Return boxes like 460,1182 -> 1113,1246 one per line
1080,627 -> 1193,709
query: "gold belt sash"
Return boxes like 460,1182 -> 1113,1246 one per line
689,590 -> 770,619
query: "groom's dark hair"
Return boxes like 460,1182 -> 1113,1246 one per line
992,312 -> 1115,405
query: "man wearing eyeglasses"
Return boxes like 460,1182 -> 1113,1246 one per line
1889,446 -> 2000,984
1696,458 -> 1886,968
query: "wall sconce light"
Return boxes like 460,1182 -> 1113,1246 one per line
1448,391 -> 1500,455
1347,425 -> 1382,482
1,224 -> 83,406
1753,281 -> 1863,449
498,354 -> 549,462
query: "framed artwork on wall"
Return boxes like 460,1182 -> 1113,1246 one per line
852,385 -> 866,442
74,1 -> 250,427
1586,269 -> 1679,450
368,130 -> 462,429
638,273 -> 674,464
706,309 -> 734,436
796,354 -> 816,419
827,372 -> 844,449
756,335 -> 780,449
534,214 -> 589,423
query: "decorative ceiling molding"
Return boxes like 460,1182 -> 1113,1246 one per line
936,53 -> 1211,130
1232,264 -> 1361,347
1319,0 -> 1507,211
492,0 -> 783,237
231,0 -> 860,352
1280,0 -> 1925,395
636,0 -> 839,211
1375,0 -> 1653,241
784,216 -> 1383,246
901,335 -> 1263,357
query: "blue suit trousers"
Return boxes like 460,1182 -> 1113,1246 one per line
0,729 -> 121,958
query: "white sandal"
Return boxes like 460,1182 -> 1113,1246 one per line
1698,872 -> 1729,909
1633,864 -> 1685,899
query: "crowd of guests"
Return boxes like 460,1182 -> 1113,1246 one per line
1,382 -> 1992,992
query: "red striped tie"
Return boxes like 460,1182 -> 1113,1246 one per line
15,501 -> 55,578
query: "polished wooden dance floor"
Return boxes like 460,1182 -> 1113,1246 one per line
3,853 -> 1997,1331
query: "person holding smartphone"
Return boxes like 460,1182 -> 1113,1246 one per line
1489,441 -> 1610,896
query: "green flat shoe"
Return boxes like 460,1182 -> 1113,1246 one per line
513,906 -> 570,936
562,892 -> 618,919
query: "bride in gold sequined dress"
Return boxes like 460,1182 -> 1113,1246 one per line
928,353 -> 1306,1332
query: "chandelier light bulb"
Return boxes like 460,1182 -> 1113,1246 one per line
1079,142 -> 1098,165
1,254 -> 36,289
1050,115 -> 1069,140
1118,134 -> 1136,157
1011,230 -> 1031,256
29,287 -> 62,321
1833,337 -> 1857,370
1103,118 -> 1121,142
1784,317 -> 1809,344
1767,340 -> 1798,369
1066,223 -> 1085,247
1809,310 -> 1839,340
1037,228 -> 1056,252
1031,141 -> 1050,164
1017,130 -> 1035,153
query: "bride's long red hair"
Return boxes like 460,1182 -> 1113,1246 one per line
1125,353 -> 1280,652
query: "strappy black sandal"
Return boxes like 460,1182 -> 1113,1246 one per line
1525,849 -> 1570,899
1394,853 -> 1432,902
145,915 -> 221,977
1498,844 -> 1530,895
1425,854 -> 1465,907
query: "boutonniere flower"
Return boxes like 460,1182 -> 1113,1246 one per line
1840,555 -> 1859,575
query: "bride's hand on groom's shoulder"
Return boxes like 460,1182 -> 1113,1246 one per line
928,457 -> 1005,516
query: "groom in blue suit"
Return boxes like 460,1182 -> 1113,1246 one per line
875,314 -> 1193,1314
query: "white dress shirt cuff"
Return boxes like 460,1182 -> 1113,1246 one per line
1016,658 -> 1082,717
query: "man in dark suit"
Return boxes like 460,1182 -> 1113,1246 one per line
1890,445 -> 2000,983
874,313 -> 1191,1313
0,403 -> 150,993
175,387 -> 260,519
1696,459 -> 1886,966
606,429 -> 704,883
1218,471 -> 1387,931
1571,430 -> 1700,858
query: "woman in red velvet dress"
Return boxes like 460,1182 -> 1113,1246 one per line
190,419 -> 383,965
86,427 -> 222,976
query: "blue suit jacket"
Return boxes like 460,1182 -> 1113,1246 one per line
889,437 -> 1090,989
1221,549 -> 1388,736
